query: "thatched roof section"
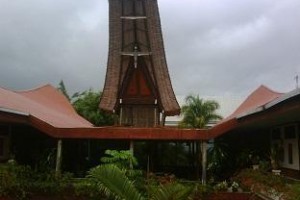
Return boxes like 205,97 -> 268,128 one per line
99,0 -> 180,116
99,0 -> 122,114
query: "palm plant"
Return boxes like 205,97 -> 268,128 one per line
87,164 -> 195,200
179,95 -> 223,182
179,95 -> 222,128
149,182 -> 194,200
88,164 -> 145,200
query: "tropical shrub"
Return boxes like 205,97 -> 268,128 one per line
101,149 -> 142,180
192,183 -> 213,199
88,164 -> 145,200
232,169 -> 300,199
0,162 -> 31,199
149,182 -> 194,200
0,162 -> 73,199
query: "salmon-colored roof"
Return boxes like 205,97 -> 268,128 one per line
0,84 -> 207,140
0,84 -> 93,128
224,85 -> 282,121
1,84 -> 293,141
211,85 -> 283,138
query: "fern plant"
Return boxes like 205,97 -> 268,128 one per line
149,183 -> 194,200
88,164 -> 145,200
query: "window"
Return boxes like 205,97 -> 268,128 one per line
288,143 -> 293,164
284,125 -> 296,139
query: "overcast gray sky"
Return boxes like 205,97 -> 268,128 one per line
1,0 -> 300,103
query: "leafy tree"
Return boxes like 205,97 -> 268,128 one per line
179,95 -> 222,128
72,89 -> 115,126
57,80 -> 71,101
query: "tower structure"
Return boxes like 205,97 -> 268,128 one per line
100,0 -> 180,127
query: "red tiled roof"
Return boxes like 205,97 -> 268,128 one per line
0,84 -> 93,128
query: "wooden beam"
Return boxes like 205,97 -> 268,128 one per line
55,127 -> 209,140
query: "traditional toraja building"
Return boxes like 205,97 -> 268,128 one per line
99,0 -> 180,127
1,0 -> 300,180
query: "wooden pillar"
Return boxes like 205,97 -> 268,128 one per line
55,139 -> 63,177
129,140 -> 134,169
119,99 -> 123,125
161,111 -> 166,126
119,109 -> 123,125
201,140 -> 207,185
154,99 -> 158,127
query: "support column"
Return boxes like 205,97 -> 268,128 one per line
201,140 -> 207,185
154,99 -> 158,127
119,108 -> 123,125
55,139 -> 63,177
161,111 -> 166,126
129,140 -> 134,169
119,99 -> 123,125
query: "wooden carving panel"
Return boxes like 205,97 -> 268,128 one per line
124,67 -> 152,98
121,105 -> 158,127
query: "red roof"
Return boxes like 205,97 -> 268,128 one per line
1,84 -> 294,141
0,84 -> 93,128
211,85 -> 283,137
0,84 -> 207,140
223,85 -> 282,121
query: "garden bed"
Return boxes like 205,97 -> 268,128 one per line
0,193 -> 264,200
206,192 -> 263,200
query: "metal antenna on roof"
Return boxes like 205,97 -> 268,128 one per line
295,75 -> 299,89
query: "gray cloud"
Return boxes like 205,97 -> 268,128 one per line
1,0 -> 299,102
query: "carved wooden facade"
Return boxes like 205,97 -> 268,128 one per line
100,0 -> 180,127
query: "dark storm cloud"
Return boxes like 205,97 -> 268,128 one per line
160,0 -> 300,97
0,0 -> 108,94
1,0 -> 300,100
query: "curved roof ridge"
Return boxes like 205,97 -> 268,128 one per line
14,84 -> 52,93
258,84 -> 283,95
18,84 -> 74,113
222,85 -> 283,121
0,84 -> 93,128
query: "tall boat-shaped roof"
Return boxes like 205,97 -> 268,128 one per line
99,0 -> 180,116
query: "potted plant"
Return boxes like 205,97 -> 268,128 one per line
250,154 -> 260,170
270,144 -> 282,175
